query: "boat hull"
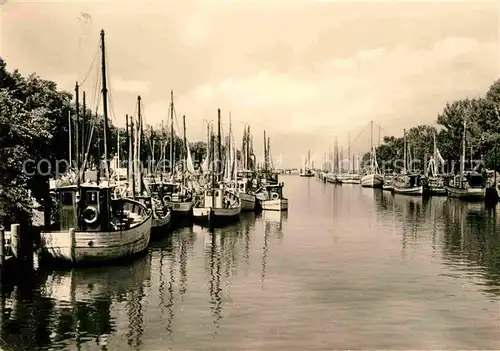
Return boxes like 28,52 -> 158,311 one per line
239,192 -> 256,211
260,198 -> 288,211
152,211 -> 171,232
193,206 -> 241,225
382,184 -> 393,191
168,200 -> 193,215
361,174 -> 383,188
393,185 -> 424,195
424,186 -> 447,195
445,186 -> 485,200
39,215 -> 152,264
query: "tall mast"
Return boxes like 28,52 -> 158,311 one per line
461,118 -> 466,174
217,108 -> 222,183
130,116 -> 136,197
370,120 -> 374,170
170,90 -> 174,175
82,91 -> 86,182
348,132 -> 351,172
100,29 -> 110,181
137,96 -> 143,194
68,111 -> 72,166
182,115 -> 187,187
228,112 -> 232,175
403,129 -> 407,173
151,125 -> 154,176
126,114 -> 130,180
263,130 -> 267,173
268,137 -> 271,171
75,82 -> 80,175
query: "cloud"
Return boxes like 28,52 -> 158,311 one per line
2,0 -> 499,168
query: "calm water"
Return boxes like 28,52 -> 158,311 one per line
2,175 -> 500,350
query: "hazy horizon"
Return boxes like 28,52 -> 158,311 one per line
1,0 -> 499,168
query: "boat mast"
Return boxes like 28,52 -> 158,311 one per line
182,115 -> 187,188
137,96 -> 143,194
170,90 -> 174,176
82,91 -> 86,182
370,120 -> 374,171
263,130 -> 267,173
68,111 -> 72,166
403,129 -> 407,174
75,82 -> 80,180
217,108 -> 222,184
211,126 -> 215,208
129,115 -> 135,197
348,132 -> 351,173
99,30 -> 110,182
461,118 -> 466,175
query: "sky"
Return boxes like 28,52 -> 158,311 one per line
1,0 -> 499,168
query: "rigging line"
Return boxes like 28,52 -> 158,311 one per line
349,122 -> 370,149
79,43 -> 100,87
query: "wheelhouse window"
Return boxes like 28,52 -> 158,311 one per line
87,191 -> 99,205
60,192 -> 73,206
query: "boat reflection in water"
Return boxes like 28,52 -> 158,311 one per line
1,253 -> 151,350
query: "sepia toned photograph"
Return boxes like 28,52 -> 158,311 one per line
0,0 -> 499,349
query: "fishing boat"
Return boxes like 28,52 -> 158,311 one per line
446,172 -> 485,200
361,121 -> 383,188
161,91 -> 194,216
423,132 -> 447,195
193,186 -> 241,223
40,182 -> 152,264
393,174 -> 424,195
39,30 -> 152,264
193,109 -> 241,224
227,178 -> 256,211
444,117 -> 485,200
256,182 -> 289,211
392,129 -> 423,195
127,96 -> 172,233
299,150 -> 315,177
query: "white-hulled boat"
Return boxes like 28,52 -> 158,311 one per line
193,186 -> 241,224
361,173 -> 383,188
361,121 -> 383,188
39,183 -> 152,264
160,182 -> 194,215
342,173 -> 361,184
256,182 -> 289,211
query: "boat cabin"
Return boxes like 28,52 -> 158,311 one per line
258,183 -> 285,200
49,183 -> 144,232
202,187 -> 239,209
448,172 -> 485,188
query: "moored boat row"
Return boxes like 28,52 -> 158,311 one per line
36,29 -> 289,268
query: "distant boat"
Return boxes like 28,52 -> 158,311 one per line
361,121 -> 383,188
393,174 -> 424,195
444,117 -> 485,200
392,129 -> 423,195
300,150 -> 315,177
423,132 -> 446,195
